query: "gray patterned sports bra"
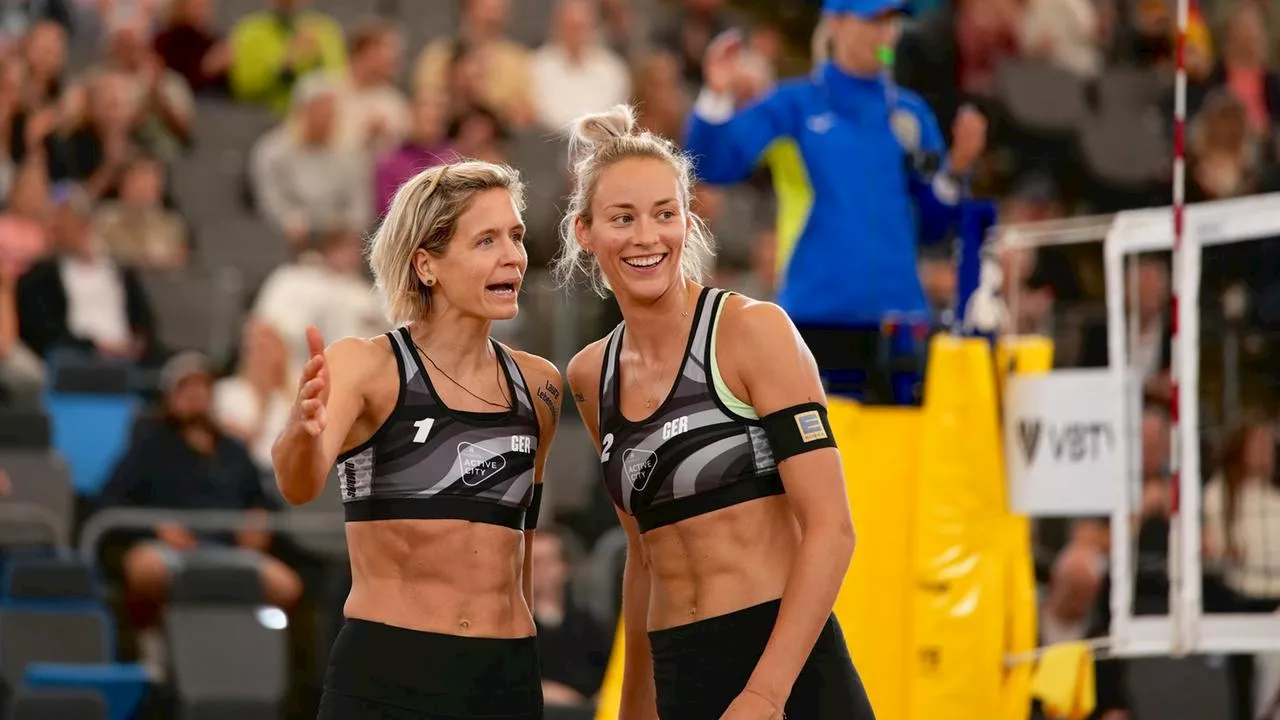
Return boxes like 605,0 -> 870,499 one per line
335,328 -> 540,530
597,287 -> 782,533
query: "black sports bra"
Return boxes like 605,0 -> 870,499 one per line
336,328 -> 541,530
596,288 -> 783,532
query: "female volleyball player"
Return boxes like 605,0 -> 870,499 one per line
559,106 -> 874,720
272,160 -> 561,720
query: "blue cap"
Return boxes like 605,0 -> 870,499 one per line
822,0 -> 907,18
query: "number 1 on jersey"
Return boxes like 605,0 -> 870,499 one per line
413,418 -> 435,444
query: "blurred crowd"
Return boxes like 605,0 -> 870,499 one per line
0,0 -> 1279,716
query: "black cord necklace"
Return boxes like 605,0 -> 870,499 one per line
413,341 -> 510,410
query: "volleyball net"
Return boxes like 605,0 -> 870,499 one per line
998,191 -> 1280,667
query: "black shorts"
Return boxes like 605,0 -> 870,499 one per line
317,619 -> 543,720
649,599 -> 875,720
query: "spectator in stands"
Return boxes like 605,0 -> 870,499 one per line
329,21 -> 408,155
0,161 -> 51,276
530,0 -> 632,133
1205,419 -> 1280,603
47,70 -> 137,198
92,155 -> 188,268
1204,418 -> 1280,720
450,103 -> 510,165
252,228 -> 384,374
99,15 -> 194,161
631,51 -> 689,141
0,0 -> 72,54
373,93 -> 455,218
100,350 -> 302,678
16,20 -> 66,112
0,56 -> 18,198
651,0 -> 743,87
1190,3 -> 1280,140
228,0 -> 346,114
153,0 -> 231,96
16,183 -> 158,363
896,0 -> 1023,135
213,317 -> 292,470
1018,0 -> 1104,78
0,255 -> 44,403
531,526 -> 611,708
249,77 -> 371,246
1188,89 -> 1275,203
414,0 -> 533,128
440,40 -> 487,121
1079,253 -> 1171,403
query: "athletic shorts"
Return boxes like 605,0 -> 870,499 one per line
316,618 -> 543,720
649,599 -> 876,720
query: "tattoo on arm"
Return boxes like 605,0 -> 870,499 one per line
536,381 -> 559,422
573,391 -> 586,403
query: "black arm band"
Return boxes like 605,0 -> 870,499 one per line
760,402 -> 837,463
525,483 -> 544,530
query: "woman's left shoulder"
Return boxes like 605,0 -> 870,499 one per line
715,292 -> 799,346
506,347 -> 564,390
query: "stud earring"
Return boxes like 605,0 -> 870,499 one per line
424,277 -> 436,287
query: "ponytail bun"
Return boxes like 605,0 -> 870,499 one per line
567,104 -> 638,166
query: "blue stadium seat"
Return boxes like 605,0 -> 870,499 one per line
43,392 -> 139,497
0,559 -> 149,720
8,686 -> 109,720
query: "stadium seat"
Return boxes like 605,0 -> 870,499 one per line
181,698 -> 280,720
281,468 -> 347,561
0,450 -> 74,549
42,384 -> 140,497
572,526 -> 628,629
996,59 -> 1089,137
137,268 -> 246,365
1095,67 -> 1168,117
546,704 -> 597,720
1,556 -> 98,601
1078,110 -> 1169,192
1127,656 -> 1232,719
7,687 -> 109,720
0,605 -> 148,720
0,409 -> 50,449
165,605 -> 288,719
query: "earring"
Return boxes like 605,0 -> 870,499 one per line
424,277 -> 436,287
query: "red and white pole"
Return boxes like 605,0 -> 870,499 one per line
1169,0 -> 1190,656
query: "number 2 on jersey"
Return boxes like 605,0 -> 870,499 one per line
601,432 -> 614,462
413,418 -> 435,444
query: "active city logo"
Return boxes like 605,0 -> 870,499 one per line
457,442 -> 506,486
622,448 -> 657,491
1017,419 -> 1115,465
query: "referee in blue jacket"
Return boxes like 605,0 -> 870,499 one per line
684,0 -> 987,401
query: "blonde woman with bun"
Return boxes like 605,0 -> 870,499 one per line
272,160 -> 561,720
559,105 -> 874,720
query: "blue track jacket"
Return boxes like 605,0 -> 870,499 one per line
685,62 -> 962,326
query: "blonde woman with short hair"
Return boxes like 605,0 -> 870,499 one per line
272,160 -> 560,720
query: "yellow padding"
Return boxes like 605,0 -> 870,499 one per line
998,336 -> 1053,720
594,618 -> 626,720
912,336 -> 1010,719
830,399 -> 921,720
1001,514 -> 1037,720
1030,642 -> 1097,719
593,400 -> 920,720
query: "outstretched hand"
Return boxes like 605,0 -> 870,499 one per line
291,326 -> 329,437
